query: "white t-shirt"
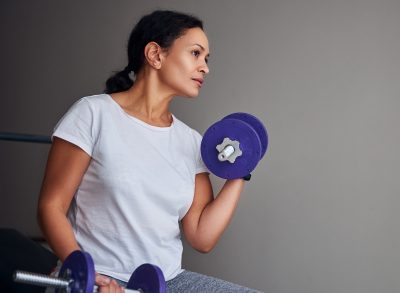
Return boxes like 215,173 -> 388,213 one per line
52,94 -> 208,281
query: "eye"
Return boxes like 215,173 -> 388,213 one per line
191,49 -> 201,57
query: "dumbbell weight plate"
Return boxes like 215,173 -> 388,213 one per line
201,118 -> 262,179
223,112 -> 268,160
127,264 -> 166,293
57,251 -> 95,293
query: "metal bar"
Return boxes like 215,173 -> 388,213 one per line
14,270 -> 70,288
0,132 -> 51,144
14,270 -> 141,292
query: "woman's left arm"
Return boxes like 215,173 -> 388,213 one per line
181,173 -> 245,253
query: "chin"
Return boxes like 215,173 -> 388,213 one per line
179,92 -> 199,99
186,88 -> 201,98
187,93 -> 199,98
175,86 -> 200,98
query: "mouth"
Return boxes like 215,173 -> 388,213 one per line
192,78 -> 204,87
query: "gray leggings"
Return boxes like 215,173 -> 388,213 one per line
114,270 -> 263,293
165,270 -> 263,292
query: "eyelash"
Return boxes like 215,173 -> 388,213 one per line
192,50 -> 201,57
192,50 -> 209,64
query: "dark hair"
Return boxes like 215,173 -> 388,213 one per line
104,10 -> 203,94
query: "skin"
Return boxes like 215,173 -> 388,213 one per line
37,27 -> 245,292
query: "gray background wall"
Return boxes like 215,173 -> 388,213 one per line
1,1 -> 400,292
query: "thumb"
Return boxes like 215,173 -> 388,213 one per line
95,273 -> 111,286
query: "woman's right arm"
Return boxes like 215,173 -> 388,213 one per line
37,137 -> 91,261
38,137 -> 124,292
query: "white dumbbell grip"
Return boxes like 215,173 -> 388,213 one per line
218,145 -> 235,161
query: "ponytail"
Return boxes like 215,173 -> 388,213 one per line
104,66 -> 134,94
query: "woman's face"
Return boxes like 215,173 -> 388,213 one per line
159,27 -> 210,98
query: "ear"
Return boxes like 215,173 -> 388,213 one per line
144,42 -> 163,69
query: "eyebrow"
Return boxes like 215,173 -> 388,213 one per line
193,43 -> 210,57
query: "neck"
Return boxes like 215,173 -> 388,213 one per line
112,69 -> 174,125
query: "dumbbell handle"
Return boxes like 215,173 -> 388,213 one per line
14,270 -> 71,288
216,138 -> 242,164
218,145 -> 235,161
14,270 -> 141,293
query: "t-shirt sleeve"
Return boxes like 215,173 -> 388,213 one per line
192,129 -> 209,174
52,98 -> 95,156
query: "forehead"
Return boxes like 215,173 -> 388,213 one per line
173,27 -> 209,52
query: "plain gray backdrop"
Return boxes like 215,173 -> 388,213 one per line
1,1 -> 400,292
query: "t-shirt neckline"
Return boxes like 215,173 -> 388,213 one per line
105,94 -> 174,131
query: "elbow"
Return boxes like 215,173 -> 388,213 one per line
183,226 -> 219,253
196,247 -> 213,254
36,199 -> 58,230
193,241 -> 216,254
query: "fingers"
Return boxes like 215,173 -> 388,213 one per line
96,274 -> 125,293
98,280 -> 125,293
96,273 -> 111,286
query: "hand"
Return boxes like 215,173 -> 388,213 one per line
96,273 -> 125,293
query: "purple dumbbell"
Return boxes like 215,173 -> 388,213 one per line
201,113 -> 268,179
14,250 -> 166,293
127,261 -> 166,293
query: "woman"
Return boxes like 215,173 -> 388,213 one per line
38,10 -> 261,292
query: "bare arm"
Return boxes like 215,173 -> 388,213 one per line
181,173 -> 245,253
38,138 -> 134,292
37,137 -> 91,261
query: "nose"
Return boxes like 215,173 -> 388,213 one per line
200,61 -> 210,75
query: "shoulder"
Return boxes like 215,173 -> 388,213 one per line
55,94 -> 114,130
65,94 -> 113,119
172,115 -> 202,140
79,93 -> 111,109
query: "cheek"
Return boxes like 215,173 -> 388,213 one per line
162,58 -> 193,85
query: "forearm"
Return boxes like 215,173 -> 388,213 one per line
37,204 -> 80,261
195,178 -> 245,251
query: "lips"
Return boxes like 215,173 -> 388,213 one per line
192,78 -> 204,87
